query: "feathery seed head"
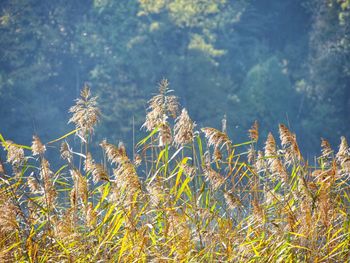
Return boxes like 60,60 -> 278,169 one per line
279,124 -> 302,164
203,166 -> 225,190
321,138 -> 333,159
2,140 -> 25,166
248,121 -> 259,142
31,135 -> 46,156
68,83 -> 100,136
100,139 -> 128,165
27,176 -> 40,193
85,152 -> 109,183
265,133 -> 277,157
158,121 -> 172,147
60,141 -> 72,162
336,136 -> 349,162
143,79 -> 179,131
201,127 -> 231,149
174,108 -> 196,146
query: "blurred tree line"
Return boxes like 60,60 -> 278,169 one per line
0,0 -> 349,156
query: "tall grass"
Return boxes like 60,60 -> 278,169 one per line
0,80 -> 349,262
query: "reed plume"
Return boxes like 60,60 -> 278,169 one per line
279,124 -> 302,164
69,83 -> 100,136
85,152 -> 109,183
203,166 -> 225,190
60,141 -> 73,163
143,79 -> 179,131
100,139 -> 128,165
71,169 -> 88,206
201,127 -> 231,149
174,108 -> 196,146
31,135 -> 46,156
248,120 -> 259,142
2,140 -> 25,166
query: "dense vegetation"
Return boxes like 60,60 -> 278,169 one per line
0,84 -> 349,262
0,0 -> 350,156
1,1 -> 350,261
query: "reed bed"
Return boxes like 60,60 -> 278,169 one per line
0,80 -> 349,262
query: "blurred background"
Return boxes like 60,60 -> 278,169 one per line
0,0 -> 349,158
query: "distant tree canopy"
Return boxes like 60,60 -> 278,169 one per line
0,0 -> 349,156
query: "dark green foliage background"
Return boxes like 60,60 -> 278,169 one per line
0,0 -> 349,157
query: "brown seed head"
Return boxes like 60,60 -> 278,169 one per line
203,166 -> 225,190
201,127 -> 231,149
68,83 -> 100,135
3,140 -> 25,166
248,120 -> 259,142
100,139 -> 128,165
31,135 -> 46,156
174,108 -> 196,146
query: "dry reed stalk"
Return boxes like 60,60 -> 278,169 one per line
0,161 -> 4,174
166,210 -> 192,260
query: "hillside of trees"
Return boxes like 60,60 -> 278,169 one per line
1,0 -> 349,156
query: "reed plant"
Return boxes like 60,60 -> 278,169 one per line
0,80 -> 349,262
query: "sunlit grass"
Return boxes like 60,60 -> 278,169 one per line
0,80 -> 349,262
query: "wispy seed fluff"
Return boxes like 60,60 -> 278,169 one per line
248,120 -> 259,142
201,127 -> 231,149
265,133 -> 288,183
31,135 -> 46,156
336,136 -> 349,163
224,191 -> 242,210
71,169 -> 88,206
336,136 -> 350,174
40,159 -> 57,208
2,140 -> 25,166
174,108 -> 196,146
69,83 -> 101,136
143,79 -> 179,131
158,120 -> 172,147
0,197 -> 19,234
279,124 -> 302,164
321,138 -> 333,159
100,139 -> 128,165
85,152 -> 109,183
203,166 -> 225,190
60,141 -> 72,163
